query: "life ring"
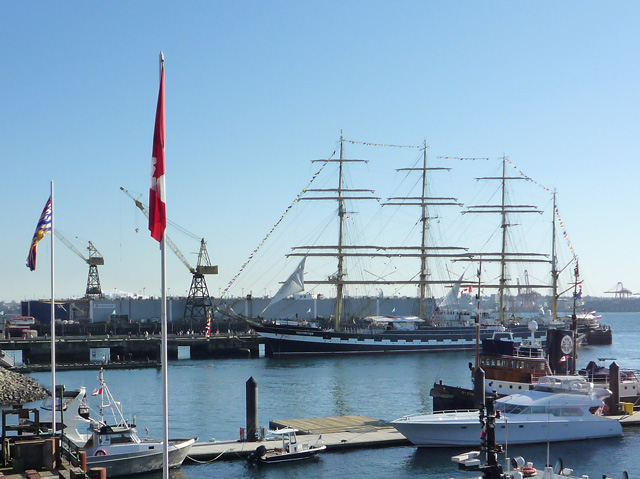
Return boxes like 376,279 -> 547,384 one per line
521,466 -> 537,477
95,449 -> 108,456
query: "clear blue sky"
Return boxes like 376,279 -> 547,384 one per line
2,1 -> 638,303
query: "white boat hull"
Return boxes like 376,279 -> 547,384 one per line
86,438 -> 195,477
391,411 -> 622,447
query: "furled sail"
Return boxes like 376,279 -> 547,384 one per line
262,257 -> 306,313
437,275 -> 463,310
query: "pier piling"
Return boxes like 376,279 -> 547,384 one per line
246,376 -> 259,442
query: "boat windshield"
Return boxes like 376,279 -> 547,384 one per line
533,377 -> 590,394
496,404 -> 585,416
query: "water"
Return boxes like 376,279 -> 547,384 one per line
29,312 -> 640,478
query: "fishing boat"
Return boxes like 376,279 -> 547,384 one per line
240,140 -> 556,356
79,370 -> 195,476
391,375 -> 622,447
247,428 -> 325,464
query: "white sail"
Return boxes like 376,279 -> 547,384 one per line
262,257 -> 306,314
437,275 -> 463,310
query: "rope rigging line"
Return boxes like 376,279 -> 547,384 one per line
345,139 -> 422,149
217,150 -> 336,302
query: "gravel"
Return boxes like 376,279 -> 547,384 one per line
0,367 -> 47,406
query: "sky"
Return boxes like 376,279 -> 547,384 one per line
2,1 -> 639,304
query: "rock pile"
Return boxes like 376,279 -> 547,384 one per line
0,367 -> 47,406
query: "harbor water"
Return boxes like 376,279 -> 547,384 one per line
29,312 -> 640,478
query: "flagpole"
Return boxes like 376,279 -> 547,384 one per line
158,52 -> 169,479
50,180 -> 56,437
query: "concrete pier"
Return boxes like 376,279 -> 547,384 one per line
0,333 -> 261,367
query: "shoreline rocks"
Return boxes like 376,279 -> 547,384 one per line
0,367 -> 47,406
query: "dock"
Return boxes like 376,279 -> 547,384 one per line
184,415 -> 409,463
184,410 -> 640,464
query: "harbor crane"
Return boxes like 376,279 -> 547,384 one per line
120,187 -> 218,320
605,282 -> 633,299
54,230 -> 104,298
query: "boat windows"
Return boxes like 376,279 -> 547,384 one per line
560,407 -> 584,417
546,407 -> 584,417
499,404 -> 531,415
109,433 -> 134,444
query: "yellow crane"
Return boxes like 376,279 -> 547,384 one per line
54,230 -> 104,298
120,187 -> 218,320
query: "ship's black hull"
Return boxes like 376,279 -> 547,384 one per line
247,320 -> 547,357
583,325 -> 613,345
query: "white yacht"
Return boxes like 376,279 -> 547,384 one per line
392,375 -> 622,447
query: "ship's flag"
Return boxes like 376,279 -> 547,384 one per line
460,285 -> 473,295
205,310 -> 211,339
559,355 -> 568,363
26,196 -> 53,271
149,55 -> 166,242
92,387 -> 103,396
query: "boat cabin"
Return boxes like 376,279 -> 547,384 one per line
84,423 -> 144,454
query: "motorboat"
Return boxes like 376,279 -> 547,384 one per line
247,428 -> 325,464
392,375 -> 622,447
79,370 -> 196,476
84,423 -> 195,476
451,390 -> 626,479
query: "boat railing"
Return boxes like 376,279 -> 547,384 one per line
397,409 -> 478,420
60,433 -> 83,467
513,348 -> 545,359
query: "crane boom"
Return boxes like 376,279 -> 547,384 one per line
54,230 -> 92,264
121,186 -> 219,320
120,186 -> 196,274
54,230 -> 104,297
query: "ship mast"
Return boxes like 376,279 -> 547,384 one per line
462,155 -> 550,324
383,141 -> 465,318
335,135 -> 346,329
418,142 -> 428,317
551,190 -> 559,322
291,135 -> 378,331
499,156 -> 508,323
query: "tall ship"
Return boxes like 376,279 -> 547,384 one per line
237,138 -> 576,356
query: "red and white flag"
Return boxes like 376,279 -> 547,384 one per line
149,53 -> 166,242
460,285 -> 473,295
559,355 -> 568,363
92,387 -> 103,396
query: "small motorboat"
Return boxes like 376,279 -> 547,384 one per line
247,428 -> 325,464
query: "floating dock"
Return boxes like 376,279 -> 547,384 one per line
184,410 -> 640,464
184,415 -> 409,463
